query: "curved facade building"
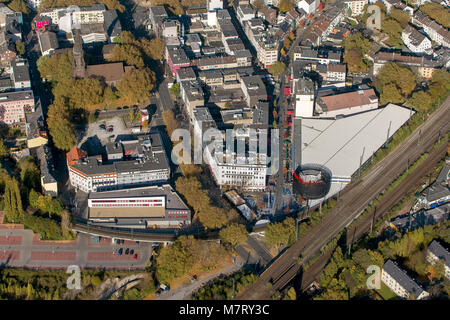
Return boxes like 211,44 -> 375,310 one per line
293,164 -> 332,200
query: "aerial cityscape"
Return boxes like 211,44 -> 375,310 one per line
0,0 -> 449,305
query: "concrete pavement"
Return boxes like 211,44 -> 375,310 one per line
0,217 -> 152,269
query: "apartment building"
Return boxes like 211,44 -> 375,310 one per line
36,144 -> 58,197
427,240 -> 450,280
67,133 -> 170,193
402,25 -> 432,54
204,128 -> 268,191
372,50 -> 443,78
293,46 -> 341,64
244,18 -> 279,68
0,90 -> 34,126
297,0 -> 320,15
412,11 -> 450,48
10,59 -> 31,90
344,0 -> 368,16
381,260 -> 429,299
166,45 -> 191,76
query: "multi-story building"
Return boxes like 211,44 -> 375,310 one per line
67,133 -> 171,193
381,260 -> 430,300
293,77 -> 315,118
204,128 -> 268,191
87,185 -> 191,229
244,18 -> 279,68
37,5 -> 122,44
10,59 -> 31,90
36,144 -> 58,197
179,79 -> 205,121
297,0 -> 320,15
166,45 -> 191,76
0,90 -> 34,127
0,30 -> 16,67
401,25 -> 432,54
240,75 -> 267,107
372,50 -> 443,78
427,240 -> 450,280
293,46 -> 341,64
344,0 -> 368,16
412,11 -> 450,48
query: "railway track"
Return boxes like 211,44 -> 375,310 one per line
237,98 -> 450,300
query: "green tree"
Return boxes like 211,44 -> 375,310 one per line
407,91 -> 434,113
117,68 -> 155,104
219,224 -> 249,248
15,41 -> 25,56
268,61 -> 286,77
264,217 -> 296,251
47,101 -> 77,151
377,63 -> 416,104
284,287 -> 297,300
420,2 -> 450,28
3,178 -> 24,223
0,139 -> 8,158
37,51 -> 73,83
8,0 -> 30,14
169,83 -> 180,96
277,0 -> 295,13
389,9 -> 410,28
381,18 -> 404,48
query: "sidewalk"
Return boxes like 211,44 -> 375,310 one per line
153,258 -> 244,300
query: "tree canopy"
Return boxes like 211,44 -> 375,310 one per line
264,217 -> 296,251
420,2 -> 450,28
268,61 -> 286,77
46,101 -> 77,151
376,63 -> 416,105
219,224 -> 249,248
116,67 -> 156,104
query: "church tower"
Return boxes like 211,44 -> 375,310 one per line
72,28 -> 86,79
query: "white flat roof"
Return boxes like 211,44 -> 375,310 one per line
301,103 -> 413,180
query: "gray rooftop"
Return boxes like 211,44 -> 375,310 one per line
383,260 -> 426,298
11,59 -> 30,83
428,240 -> 450,269
72,133 -> 170,176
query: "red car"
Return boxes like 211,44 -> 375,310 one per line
133,253 -> 138,260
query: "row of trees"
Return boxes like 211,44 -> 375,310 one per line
191,270 -> 258,300
376,63 -> 450,111
420,2 -> 450,28
39,0 -> 125,12
109,31 -> 165,67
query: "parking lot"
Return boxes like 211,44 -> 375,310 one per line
78,116 -> 131,155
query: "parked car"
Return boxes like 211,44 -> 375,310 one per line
125,248 -> 130,255
118,248 -> 123,256
99,124 -> 106,130
130,249 -> 134,255
133,253 -> 138,260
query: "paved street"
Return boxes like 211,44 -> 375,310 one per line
0,214 -> 152,269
